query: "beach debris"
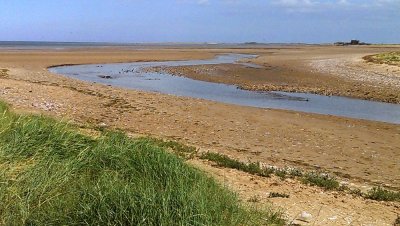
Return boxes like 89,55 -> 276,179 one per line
297,211 -> 313,222
328,215 -> 338,221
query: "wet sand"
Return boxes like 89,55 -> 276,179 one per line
0,46 -> 399,225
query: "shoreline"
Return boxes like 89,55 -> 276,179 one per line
1,46 -> 399,225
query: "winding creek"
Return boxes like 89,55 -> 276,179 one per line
49,54 -> 400,124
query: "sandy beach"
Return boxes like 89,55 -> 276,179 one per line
0,45 -> 399,225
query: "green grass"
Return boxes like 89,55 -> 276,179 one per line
0,101 -> 285,225
200,152 -> 274,177
364,52 -> 400,66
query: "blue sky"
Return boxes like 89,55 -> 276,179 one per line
1,0 -> 399,43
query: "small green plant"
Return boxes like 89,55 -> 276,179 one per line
365,187 -> 400,202
274,169 -> 287,180
268,192 -> 290,198
301,172 -> 340,190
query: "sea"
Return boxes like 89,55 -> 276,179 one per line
0,41 -> 314,50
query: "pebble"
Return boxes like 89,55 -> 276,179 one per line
328,215 -> 338,221
298,211 -> 313,222
98,122 -> 108,128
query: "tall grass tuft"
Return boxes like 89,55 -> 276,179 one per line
0,101 -> 284,225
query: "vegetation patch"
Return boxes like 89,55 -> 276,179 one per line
301,172 -> 340,190
0,101 -> 285,226
200,152 -> 274,177
0,68 -> 9,77
200,152 -> 338,189
364,52 -> 400,66
268,192 -> 290,199
200,152 -> 400,202
365,187 -> 400,202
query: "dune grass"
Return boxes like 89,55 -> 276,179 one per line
0,101 -> 284,225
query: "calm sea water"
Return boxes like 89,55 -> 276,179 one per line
0,41 -> 133,49
0,41 -> 303,50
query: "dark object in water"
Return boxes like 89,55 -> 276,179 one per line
98,75 -> 112,79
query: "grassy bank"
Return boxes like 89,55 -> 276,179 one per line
0,101 -> 284,225
364,52 -> 400,66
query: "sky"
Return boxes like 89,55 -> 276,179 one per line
0,0 -> 399,43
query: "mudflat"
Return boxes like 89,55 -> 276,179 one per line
148,46 -> 400,103
0,45 -> 399,225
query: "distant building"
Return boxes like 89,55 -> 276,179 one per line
350,40 -> 360,45
334,40 -> 369,46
